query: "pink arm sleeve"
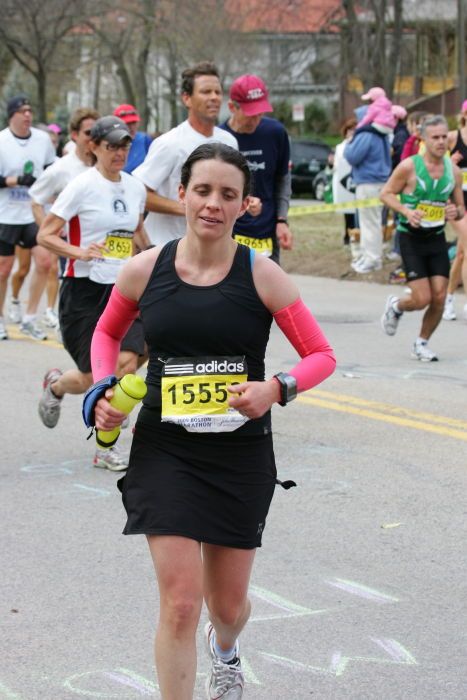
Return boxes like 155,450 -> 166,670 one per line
273,298 -> 336,392
91,286 -> 140,381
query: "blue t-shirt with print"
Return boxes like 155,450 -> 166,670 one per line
220,117 -> 289,238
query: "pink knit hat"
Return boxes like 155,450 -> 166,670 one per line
358,96 -> 396,130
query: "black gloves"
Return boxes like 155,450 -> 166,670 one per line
17,173 -> 36,187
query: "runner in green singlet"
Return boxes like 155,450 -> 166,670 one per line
380,115 -> 464,361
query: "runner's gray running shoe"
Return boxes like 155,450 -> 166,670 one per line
411,341 -> 438,362
19,320 -> 47,340
381,295 -> 402,336
38,369 -> 63,427
8,299 -> 22,323
93,445 -> 128,471
205,622 -> 244,699
0,318 -> 8,340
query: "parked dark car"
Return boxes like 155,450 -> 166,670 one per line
289,139 -> 331,196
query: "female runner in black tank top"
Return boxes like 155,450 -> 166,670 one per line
91,144 -> 335,700
444,106 -> 467,319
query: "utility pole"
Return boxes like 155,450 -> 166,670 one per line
459,0 -> 466,103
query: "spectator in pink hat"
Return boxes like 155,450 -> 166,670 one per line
357,97 -> 396,132
362,86 -> 386,102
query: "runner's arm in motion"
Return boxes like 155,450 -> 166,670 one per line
37,213 -> 107,260
144,186 -> 185,216
380,159 -> 423,228
31,202 -> 47,227
275,171 -> 293,249
90,249 -> 161,429
446,165 -> 465,220
132,215 -> 152,251
227,256 -> 336,418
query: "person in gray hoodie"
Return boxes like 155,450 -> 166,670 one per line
344,99 -> 394,273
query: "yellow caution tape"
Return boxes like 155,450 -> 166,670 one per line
289,197 -> 383,217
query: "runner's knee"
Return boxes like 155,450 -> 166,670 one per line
160,593 -> 202,634
0,256 -> 15,280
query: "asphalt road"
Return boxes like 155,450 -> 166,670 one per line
2,274 -> 467,700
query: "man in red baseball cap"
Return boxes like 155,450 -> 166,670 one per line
220,74 -> 293,262
113,103 -> 152,173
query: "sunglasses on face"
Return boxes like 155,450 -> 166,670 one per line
104,142 -> 131,152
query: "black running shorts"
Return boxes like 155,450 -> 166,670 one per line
59,277 -> 145,373
0,222 -> 38,255
399,230 -> 450,282
118,408 -> 277,549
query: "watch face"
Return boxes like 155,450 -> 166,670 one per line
284,375 -> 297,402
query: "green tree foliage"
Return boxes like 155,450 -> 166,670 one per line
304,101 -> 329,134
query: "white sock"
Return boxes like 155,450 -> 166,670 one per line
213,632 -> 237,663
446,294 -> 454,304
392,300 -> 402,315
11,297 -> 20,304
416,337 -> 427,345
22,314 -> 36,324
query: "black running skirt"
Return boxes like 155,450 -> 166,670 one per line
118,407 -> 277,549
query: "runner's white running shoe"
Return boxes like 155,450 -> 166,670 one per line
205,622 -> 244,699
19,320 -> 47,340
38,369 -> 63,427
381,295 -> 402,336
411,340 -> 438,362
0,318 -> 8,340
44,308 -> 59,328
442,297 -> 456,321
93,445 -> 128,472
8,299 -> 22,323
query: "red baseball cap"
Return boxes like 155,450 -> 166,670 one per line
229,75 -> 273,116
113,104 -> 140,124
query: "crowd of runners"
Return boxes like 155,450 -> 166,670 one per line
1,63 -> 466,700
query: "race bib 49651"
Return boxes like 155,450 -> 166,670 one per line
234,234 -> 273,256
161,356 -> 248,433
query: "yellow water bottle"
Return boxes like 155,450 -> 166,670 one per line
96,374 -> 147,448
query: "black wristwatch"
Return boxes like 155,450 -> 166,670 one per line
273,372 -> 298,406
277,217 -> 288,225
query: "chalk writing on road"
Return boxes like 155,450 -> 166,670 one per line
326,578 -> 400,603
261,637 -> 417,677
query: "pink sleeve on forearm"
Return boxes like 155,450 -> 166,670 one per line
91,286 -> 140,381
273,298 -> 336,392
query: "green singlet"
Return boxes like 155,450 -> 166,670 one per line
398,154 -> 455,235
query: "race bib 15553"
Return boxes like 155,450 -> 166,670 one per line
161,356 -> 248,432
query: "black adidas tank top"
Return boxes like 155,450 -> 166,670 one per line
138,240 -> 273,434
454,130 -> 467,168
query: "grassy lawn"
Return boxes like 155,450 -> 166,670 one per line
281,212 -> 454,285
